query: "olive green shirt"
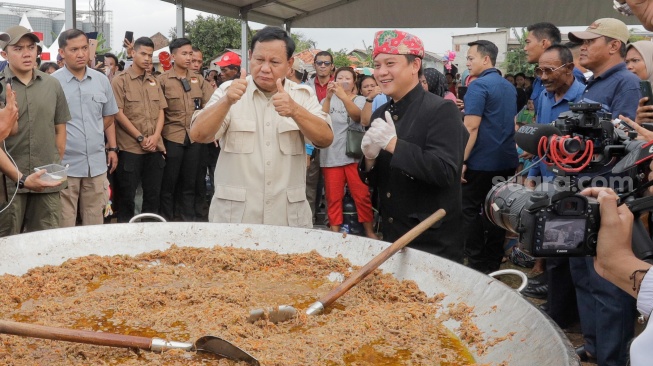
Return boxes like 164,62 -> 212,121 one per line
1,67 -> 71,195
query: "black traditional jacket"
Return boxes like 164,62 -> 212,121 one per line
359,84 -> 468,262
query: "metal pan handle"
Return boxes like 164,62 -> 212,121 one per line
129,213 -> 167,223
488,269 -> 529,292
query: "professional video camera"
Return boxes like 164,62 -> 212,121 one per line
516,102 -> 641,177
485,102 -> 653,260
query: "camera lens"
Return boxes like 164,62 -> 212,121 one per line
484,182 -> 537,233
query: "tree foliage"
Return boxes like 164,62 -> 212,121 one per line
291,32 -> 316,53
95,33 -> 111,55
351,41 -> 374,68
329,49 -> 353,68
170,15 -> 246,65
629,27 -> 649,43
168,17 -> 317,66
502,28 -> 534,76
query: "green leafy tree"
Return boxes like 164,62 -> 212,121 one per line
353,41 -> 374,68
169,18 -> 316,66
629,27 -> 649,43
292,32 -> 316,53
330,48 -> 353,68
95,33 -> 111,55
169,15 -> 246,65
502,28 -> 534,76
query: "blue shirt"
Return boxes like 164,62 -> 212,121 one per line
527,79 -> 586,180
372,93 -> 390,112
580,63 -> 640,120
573,67 -> 587,84
464,68 -> 518,171
530,77 -> 545,111
52,66 -> 119,177
536,79 -> 586,124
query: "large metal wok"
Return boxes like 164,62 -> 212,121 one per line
0,223 -> 579,365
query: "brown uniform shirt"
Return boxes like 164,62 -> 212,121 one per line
0,67 -> 71,196
112,67 -> 167,154
157,68 -> 212,144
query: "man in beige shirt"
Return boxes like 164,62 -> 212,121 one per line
190,26 -> 333,228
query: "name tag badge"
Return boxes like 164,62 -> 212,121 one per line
190,77 -> 199,84
149,80 -> 156,86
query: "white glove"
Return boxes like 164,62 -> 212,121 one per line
361,132 -> 381,159
367,111 -> 397,150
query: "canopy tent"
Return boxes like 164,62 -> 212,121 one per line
160,0 -> 638,29
18,13 -> 32,30
47,25 -> 66,57
159,0 -> 641,70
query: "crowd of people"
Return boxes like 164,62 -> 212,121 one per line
1,0 -> 653,364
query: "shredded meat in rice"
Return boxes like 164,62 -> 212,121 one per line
0,245 -> 511,365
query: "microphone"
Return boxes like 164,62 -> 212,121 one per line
515,124 -> 562,155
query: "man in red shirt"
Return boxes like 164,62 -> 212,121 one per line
307,51 -> 334,102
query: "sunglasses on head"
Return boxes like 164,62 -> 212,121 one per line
534,63 -> 570,77
315,61 -> 332,66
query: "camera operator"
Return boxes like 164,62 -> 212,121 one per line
580,186 -> 652,366
566,18 -> 641,365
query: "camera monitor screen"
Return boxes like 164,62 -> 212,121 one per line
542,219 -> 586,250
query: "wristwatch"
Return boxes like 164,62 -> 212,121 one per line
613,0 -> 634,16
106,147 -> 119,153
366,98 -> 374,103
136,135 -> 144,143
17,174 -> 26,189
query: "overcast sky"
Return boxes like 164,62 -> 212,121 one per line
8,0 -> 647,56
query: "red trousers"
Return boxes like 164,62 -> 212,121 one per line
322,163 -> 374,226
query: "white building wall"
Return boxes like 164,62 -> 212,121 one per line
451,29 -> 511,74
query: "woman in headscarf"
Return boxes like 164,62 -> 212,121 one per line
626,41 -> 653,84
626,41 -> 653,125
420,68 -> 457,102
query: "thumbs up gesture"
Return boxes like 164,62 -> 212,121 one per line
225,67 -> 248,105
366,111 -> 397,150
272,78 -> 298,118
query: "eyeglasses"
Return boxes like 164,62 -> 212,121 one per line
534,63 -> 570,77
315,61 -> 332,66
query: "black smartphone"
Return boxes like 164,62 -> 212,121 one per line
95,54 -> 105,64
85,32 -> 98,40
124,31 -> 134,46
181,78 -> 191,92
640,80 -> 653,106
458,86 -> 468,100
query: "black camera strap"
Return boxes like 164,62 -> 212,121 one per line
619,180 -> 653,208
